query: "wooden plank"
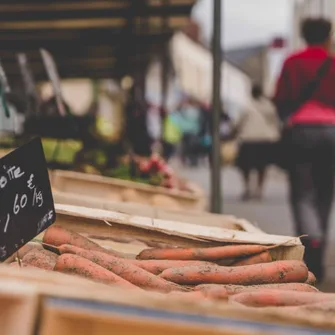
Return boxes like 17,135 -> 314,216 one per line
51,170 -> 206,211
0,279 -> 38,335
55,204 -> 301,246
39,303 -> 262,335
52,169 -> 202,200
54,204 -> 304,261
0,266 -> 334,332
52,190 -> 262,233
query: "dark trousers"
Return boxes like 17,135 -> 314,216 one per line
181,134 -> 199,166
288,126 -> 335,241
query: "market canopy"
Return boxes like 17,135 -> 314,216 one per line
0,0 -> 197,81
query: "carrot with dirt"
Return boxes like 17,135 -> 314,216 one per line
22,249 -> 58,270
305,271 -> 317,286
232,251 -> 272,266
54,253 -> 138,289
4,242 -> 43,264
43,225 -> 122,257
129,259 -> 215,275
159,260 -> 308,285
137,244 -> 281,262
195,283 -> 319,300
229,290 -> 335,307
57,244 -> 184,293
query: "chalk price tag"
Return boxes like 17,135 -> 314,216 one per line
0,138 -> 55,261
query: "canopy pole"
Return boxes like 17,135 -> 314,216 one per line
210,0 -> 222,214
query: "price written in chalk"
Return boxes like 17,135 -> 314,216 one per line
0,138 -> 55,261
3,174 -> 45,233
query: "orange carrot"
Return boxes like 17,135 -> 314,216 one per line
54,254 -> 137,289
232,251 -> 272,266
230,290 -> 335,307
137,244 -> 274,261
4,242 -> 43,264
194,285 -> 229,300
305,271 -> 317,286
195,283 -> 318,300
43,225 -> 121,257
129,259 -> 215,275
159,260 -> 308,285
22,249 -> 58,270
57,244 -> 184,293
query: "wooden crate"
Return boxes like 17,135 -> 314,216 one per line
52,204 -> 304,261
52,190 -> 263,233
0,279 -> 38,335
51,169 -> 206,211
0,266 -> 334,334
39,300 -> 261,335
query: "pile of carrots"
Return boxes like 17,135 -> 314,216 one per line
8,224 -> 335,310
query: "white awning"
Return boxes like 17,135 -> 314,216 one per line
170,32 -> 252,109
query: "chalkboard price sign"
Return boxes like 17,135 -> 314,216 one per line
0,138 -> 55,261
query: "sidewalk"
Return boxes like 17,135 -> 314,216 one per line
177,165 -> 335,291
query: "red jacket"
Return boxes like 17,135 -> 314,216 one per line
274,46 -> 335,125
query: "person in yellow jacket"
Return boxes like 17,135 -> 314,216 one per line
162,111 -> 182,161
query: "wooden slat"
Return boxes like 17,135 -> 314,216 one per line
1,267 -> 335,332
52,190 -> 263,233
0,279 -> 38,335
54,204 -> 303,249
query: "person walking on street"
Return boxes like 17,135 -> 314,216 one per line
274,18 -> 335,281
236,84 -> 280,201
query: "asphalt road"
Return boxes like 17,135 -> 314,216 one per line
177,164 -> 335,291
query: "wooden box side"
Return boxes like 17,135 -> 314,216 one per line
0,279 -> 38,335
51,170 -> 206,211
0,267 -> 333,332
54,204 -> 304,261
53,190 -> 263,233
39,303 -> 251,335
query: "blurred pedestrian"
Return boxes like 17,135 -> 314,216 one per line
162,109 -> 183,161
125,86 -> 152,157
200,104 -> 236,165
274,18 -> 335,281
178,98 -> 202,167
236,84 -> 280,201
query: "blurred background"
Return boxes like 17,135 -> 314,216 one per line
0,0 -> 334,288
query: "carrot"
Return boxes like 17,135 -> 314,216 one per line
229,290 -> 335,307
57,244 -> 184,293
232,251 -> 272,266
4,242 -> 43,264
159,260 -> 308,285
305,271 -> 317,286
195,283 -> 319,300
129,259 -> 215,275
54,254 -> 137,289
43,225 -> 121,257
194,285 -> 229,300
22,249 -> 58,270
137,244 -> 275,261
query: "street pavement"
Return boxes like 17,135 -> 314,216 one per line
176,164 -> 335,291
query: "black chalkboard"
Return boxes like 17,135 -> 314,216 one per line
0,138 -> 56,261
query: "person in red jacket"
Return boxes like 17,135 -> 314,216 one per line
274,18 -> 335,281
